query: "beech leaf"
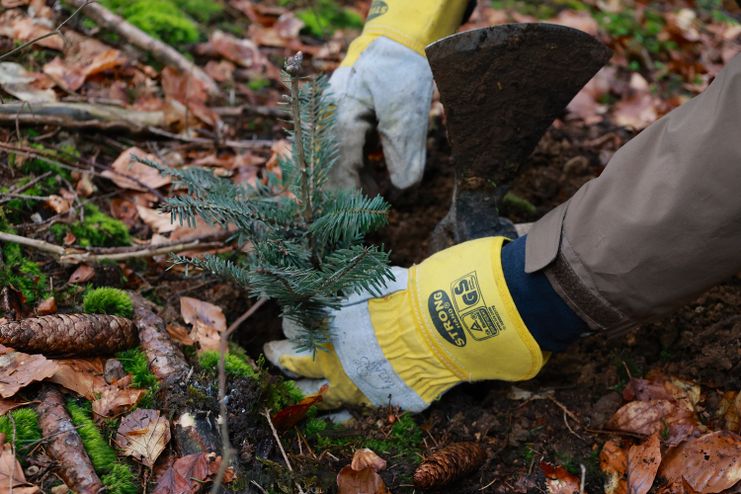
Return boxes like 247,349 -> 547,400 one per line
627,433 -> 661,494
0,346 -> 58,398
116,408 -> 171,468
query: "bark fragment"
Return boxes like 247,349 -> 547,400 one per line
0,313 -> 137,356
36,385 -> 103,494
413,442 -> 487,489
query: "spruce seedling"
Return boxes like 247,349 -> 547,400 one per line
138,53 -> 392,351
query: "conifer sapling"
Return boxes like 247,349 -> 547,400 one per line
138,53 -> 393,351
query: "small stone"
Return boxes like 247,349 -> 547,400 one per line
104,358 -> 127,384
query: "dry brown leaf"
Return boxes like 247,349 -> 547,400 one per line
203,60 -> 235,82
607,399 -> 702,446
116,409 -> 171,468
102,147 -> 171,191
180,297 -> 226,353
0,345 -> 58,398
718,391 -> 741,433
550,10 -> 599,36
601,439 -> 628,494
136,206 -> 177,234
0,398 -> 32,416
152,452 -> 222,494
45,195 -> 70,214
613,76 -> 659,130
110,198 -> 139,227
205,30 -> 272,71
659,431 -> 741,494
540,462 -> 581,494
166,323 -> 195,346
0,9 -> 63,51
0,62 -> 57,103
337,465 -> 390,494
35,297 -> 57,316
92,386 -> 145,418
75,173 -> 95,198
627,433 -> 661,494
49,358 -> 106,400
351,448 -> 387,473
68,264 -> 95,284
161,67 -> 218,127
0,439 -> 41,494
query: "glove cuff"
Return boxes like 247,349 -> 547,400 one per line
341,0 -> 469,66
372,237 -> 546,404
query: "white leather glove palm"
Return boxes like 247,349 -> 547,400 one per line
327,37 -> 434,191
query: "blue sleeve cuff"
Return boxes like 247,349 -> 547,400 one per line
501,235 -> 588,352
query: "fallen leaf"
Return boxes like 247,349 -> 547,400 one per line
35,297 -> 57,316
152,452 -> 221,494
627,433 -> 661,494
0,9 -> 63,51
92,386 -> 145,418
659,431 -> 741,493
136,205 -> 177,234
271,384 -> 327,432
45,195 -> 70,214
0,438 -> 40,493
0,398 -> 33,416
601,439 -> 628,494
351,448 -> 387,473
102,147 -> 171,191
179,297 -> 226,353
0,62 -> 56,103
718,391 -> 740,433
550,10 -> 599,36
337,465 -> 390,494
0,346 -> 58,398
166,323 -> 195,346
607,399 -> 702,446
68,264 -> 95,284
203,60 -> 235,82
116,409 -> 171,468
48,358 -> 106,400
75,173 -> 95,198
203,30 -> 272,72
110,198 -> 139,227
161,67 -> 218,127
541,462 -> 581,494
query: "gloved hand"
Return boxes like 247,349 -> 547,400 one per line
263,237 -> 546,412
326,0 -> 470,191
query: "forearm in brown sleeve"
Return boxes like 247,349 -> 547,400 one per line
524,53 -> 741,332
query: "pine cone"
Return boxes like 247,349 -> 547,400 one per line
0,313 -> 137,356
413,442 -> 487,489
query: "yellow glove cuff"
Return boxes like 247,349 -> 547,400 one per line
278,345 -> 371,409
370,237 -> 545,404
341,0 -> 469,66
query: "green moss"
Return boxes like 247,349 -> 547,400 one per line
116,348 -> 159,408
502,192 -> 537,217
176,0 -> 224,23
0,238 -> 48,306
198,350 -> 257,378
66,400 -> 138,494
0,408 -> 42,456
101,0 -> 200,46
366,414 -> 422,456
294,0 -> 363,38
101,463 -> 138,494
83,287 -> 134,318
266,378 -> 304,411
69,204 -> 131,247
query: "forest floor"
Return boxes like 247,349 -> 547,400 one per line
0,0 -> 739,493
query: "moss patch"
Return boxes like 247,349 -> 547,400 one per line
198,350 -> 257,378
52,204 -> 131,248
0,408 -> 42,457
115,348 -> 159,408
0,232 -> 48,306
100,0 -> 201,46
83,287 -> 134,318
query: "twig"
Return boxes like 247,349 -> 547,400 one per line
284,53 -> 312,225
209,297 -> 265,494
249,480 -> 269,494
224,297 -> 267,338
579,464 -> 586,494
0,193 -> 49,202
0,171 -> 52,202
262,408 -> 306,494
0,231 -> 226,265
0,0 -> 94,61
146,126 -> 273,149
66,0 -> 220,96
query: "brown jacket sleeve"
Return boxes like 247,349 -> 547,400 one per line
525,53 -> 741,333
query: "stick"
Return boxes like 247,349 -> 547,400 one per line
67,0 -> 220,97
0,231 -> 226,265
262,409 -> 306,494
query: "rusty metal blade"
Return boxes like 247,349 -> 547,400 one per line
426,23 -> 611,251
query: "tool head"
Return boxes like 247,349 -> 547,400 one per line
426,23 -> 611,252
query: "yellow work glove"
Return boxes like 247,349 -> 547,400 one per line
263,237 -> 546,412
326,0 -> 469,191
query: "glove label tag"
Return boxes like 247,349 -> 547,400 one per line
428,272 -> 506,348
367,1 -> 389,21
